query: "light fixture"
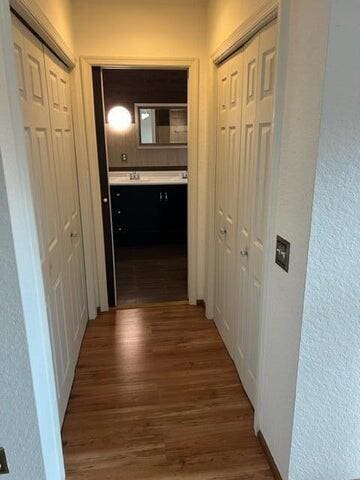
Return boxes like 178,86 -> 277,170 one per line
107,106 -> 131,131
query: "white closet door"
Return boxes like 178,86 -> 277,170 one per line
12,18 -> 88,421
214,51 -> 243,355
234,20 -> 277,405
247,20 -> 277,402
12,18 -> 72,419
44,49 -> 87,364
233,33 -> 260,396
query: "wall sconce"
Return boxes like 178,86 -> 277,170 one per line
107,106 -> 131,131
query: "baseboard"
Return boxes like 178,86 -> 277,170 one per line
257,431 -> 282,480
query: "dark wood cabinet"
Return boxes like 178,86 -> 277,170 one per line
111,184 -> 187,246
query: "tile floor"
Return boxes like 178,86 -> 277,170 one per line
115,243 -> 188,306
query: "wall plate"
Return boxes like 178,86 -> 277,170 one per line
0,448 -> 9,474
275,235 -> 290,272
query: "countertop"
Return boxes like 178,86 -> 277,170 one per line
108,170 -> 188,186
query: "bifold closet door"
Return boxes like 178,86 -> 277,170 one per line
12,17 -> 87,421
214,51 -> 243,355
44,48 -> 87,367
234,20 -> 277,405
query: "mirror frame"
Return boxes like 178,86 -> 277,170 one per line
135,103 -> 188,149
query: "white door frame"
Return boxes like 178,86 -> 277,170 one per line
204,0 -> 291,432
80,56 -> 200,308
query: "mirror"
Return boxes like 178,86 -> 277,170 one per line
136,104 -> 187,147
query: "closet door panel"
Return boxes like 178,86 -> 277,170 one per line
246,20 -> 278,401
214,61 -> 229,339
223,53 -> 243,357
234,34 -> 259,394
44,49 -> 88,367
12,18 -> 72,418
214,51 -> 243,355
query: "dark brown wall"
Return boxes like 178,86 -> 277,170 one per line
102,69 -> 188,122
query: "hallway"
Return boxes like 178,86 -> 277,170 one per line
62,304 -> 274,479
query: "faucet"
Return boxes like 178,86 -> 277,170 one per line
130,171 -> 140,180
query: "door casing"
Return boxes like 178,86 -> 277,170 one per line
80,56 -> 200,308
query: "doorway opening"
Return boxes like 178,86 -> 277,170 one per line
92,68 -> 189,307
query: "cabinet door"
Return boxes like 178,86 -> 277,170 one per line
111,186 -> 132,244
161,185 -> 187,243
111,186 -> 164,245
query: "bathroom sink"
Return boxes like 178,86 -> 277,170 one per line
109,170 -> 188,186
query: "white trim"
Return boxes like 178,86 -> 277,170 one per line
70,67 -> 98,320
80,56 -> 199,306
80,58 -> 109,311
211,0 -> 279,65
9,0 -> 76,68
0,3 -> 64,478
204,59 -> 218,320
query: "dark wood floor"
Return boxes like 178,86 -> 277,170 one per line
115,244 -> 188,306
62,304 -> 274,480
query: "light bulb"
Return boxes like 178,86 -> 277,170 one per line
107,106 -> 131,131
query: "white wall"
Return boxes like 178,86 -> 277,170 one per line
207,0 -> 271,53
0,155 -> 46,480
258,1 -> 331,478
33,0 -> 74,50
72,0 -> 208,298
289,1 -> 360,478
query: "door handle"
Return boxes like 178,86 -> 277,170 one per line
160,192 -> 163,202
164,191 -> 168,202
240,248 -> 248,257
103,197 -> 108,203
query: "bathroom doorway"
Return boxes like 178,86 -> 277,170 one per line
92,68 -> 189,307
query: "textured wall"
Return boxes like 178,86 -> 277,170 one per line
0,153 -> 45,479
257,1 -> 331,478
289,1 -> 360,478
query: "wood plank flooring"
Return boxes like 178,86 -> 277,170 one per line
62,304 -> 274,479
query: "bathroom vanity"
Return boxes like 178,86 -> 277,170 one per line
109,171 -> 187,246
